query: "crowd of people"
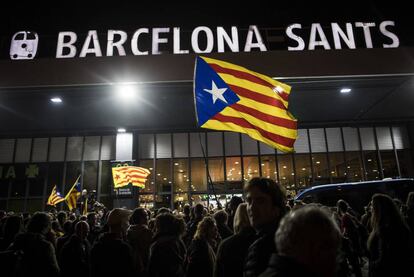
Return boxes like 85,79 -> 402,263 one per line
0,177 -> 414,277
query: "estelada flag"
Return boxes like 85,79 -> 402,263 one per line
46,185 -> 65,207
112,166 -> 151,189
194,56 -> 297,153
65,175 -> 81,211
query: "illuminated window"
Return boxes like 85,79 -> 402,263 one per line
312,153 -> 329,184
208,158 -> 225,191
328,152 -> 347,183
173,193 -> 189,211
294,154 -> 311,188
277,154 -> 294,189
346,152 -> 363,182
381,151 -> 398,178
156,159 -> 171,193
83,161 -> 98,192
398,150 -> 414,177
139,160 -> 154,193
363,151 -> 380,180
243,156 -> 259,181
138,194 -> 154,210
261,155 -> 277,180
173,159 -> 189,192
226,157 -> 242,190
191,158 -> 207,192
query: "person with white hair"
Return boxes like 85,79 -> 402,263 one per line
260,205 -> 341,277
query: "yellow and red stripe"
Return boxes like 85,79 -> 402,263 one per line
201,56 -> 297,152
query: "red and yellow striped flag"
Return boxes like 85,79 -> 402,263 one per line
112,166 -> 151,188
194,56 -> 297,152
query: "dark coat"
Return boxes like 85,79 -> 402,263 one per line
9,232 -> 60,277
90,232 -> 134,277
214,227 -> 256,277
368,226 -> 414,277
187,238 -> 216,277
60,234 -> 91,277
244,222 -> 279,277
127,224 -> 153,274
259,254 -> 318,277
148,233 -> 187,277
216,223 -> 233,240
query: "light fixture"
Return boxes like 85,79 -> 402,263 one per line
50,97 -> 62,103
340,88 -> 351,94
174,162 -> 179,166
117,128 -> 126,133
116,84 -> 137,99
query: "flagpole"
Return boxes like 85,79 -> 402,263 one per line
198,133 -> 222,209
64,174 -> 81,201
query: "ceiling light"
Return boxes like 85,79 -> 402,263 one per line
116,84 -> 137,99
340,88 -> 351,94
117,128 -> 126,133
50,97 -> 62,103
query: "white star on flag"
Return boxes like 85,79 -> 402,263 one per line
204,80 -> 228,104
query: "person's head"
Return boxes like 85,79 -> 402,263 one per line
155,213 -> 185,237
183,204 -> 191,216
406,191 -> 414,209
106,208 -> 131,235
130,208 -> 148,225
0,210 -> 6,220
51,221 -> 61,232
86,212 -> 97,227
75,220 -> 90,240
244,177 -> 286,229
371,194 -> 404,231
157,207 -> 172,215
3,215 -> 23,240
82,189 -> 88,197
393,198 -> 402,210
194,203 -> 205,218
57,211 -> 67,226
213,210 -> 228,226
27,212 -> 52,235
62,220 -> 73,235
276,206 -> 341,277
194,216 -> 218,243
229,196 -> 243,214
336,199 -> 348,214
233,203 -> 251,234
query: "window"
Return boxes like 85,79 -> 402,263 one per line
294,129 -> 310,153
101,136 -> 116,160
343,127 -> 360,151
360,128 -> 376,150
312,153 -> 329,184
138,194 -> 154,209
49,137 -> 66,162
174,193 -> 189,211
294,154 -> 312,188
261,155 -> 277,180
190,133 -> 206,157
15,139 -> 31,163
28,164 -> 46,196
173,159 -> 189,192
139,160 -> 154,193
26,199 -> 43,213
329,152 -> 347,183
156,159 -> 171,193
398,150 -> 414,177
15,33 -> 24,40
208,158 -> 225,191
84,161 -> 98,192
139,134 -> 154,159
363,152 -> 380,180
100,161 -> 112,195
7,199 -> 25,213
226,157 -> 242,190
381,151 -> 398,178
191,158 -> 207,192
26,32 -> 36,40
156,134 -> 171,158
208,132 -> 223,157
346,152 -> 363,182
65,162 -> 81,194
0,179 -> 9,197
376,127 -> 393,150
225,132 -> 240,156
241,134 -> 258,155
0,139 -> 15,163
66,137 -> 83,161
47,163 -> 64,195
277,154 -> 294,189
326,128 -> 343,152
243,156 -> 259,181
309,129 -> 327,153
10,165 -> 26,197
173,133 -> 188,157
32,138 -> 48,162
84,136 -> 100,161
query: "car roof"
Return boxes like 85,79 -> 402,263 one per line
294,178 -> 414,200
